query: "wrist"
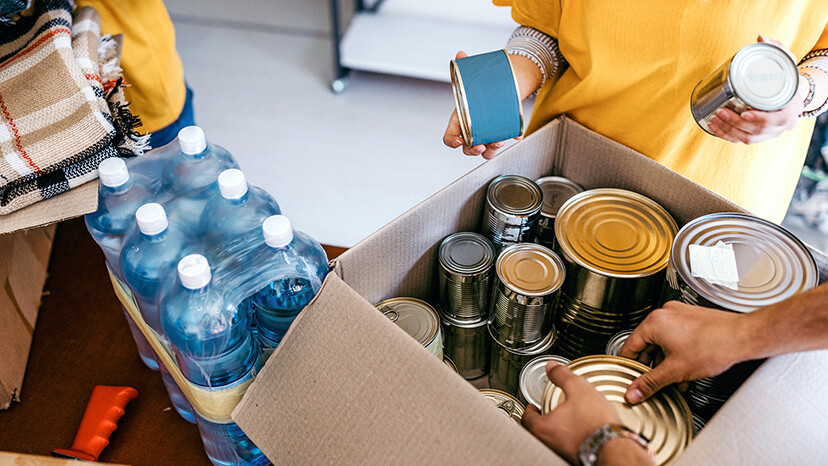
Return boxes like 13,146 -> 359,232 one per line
596,437 -> 654,466
507,54 -> 543,100
578,424 -> 650,466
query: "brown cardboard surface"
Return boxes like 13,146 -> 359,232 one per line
0,225 -> 57,409
236,117 -> 828,463
233,273 -> 561,465
0,180 -> 97,236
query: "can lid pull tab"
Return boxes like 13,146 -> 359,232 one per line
379,306 -> 399,323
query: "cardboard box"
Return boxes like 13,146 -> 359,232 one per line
0,183 -> 97,409
233,117 -> 828,464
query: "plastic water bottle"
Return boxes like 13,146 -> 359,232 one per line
162,126 -> 239,228
162,254 -> 268,466
200,169 -> 281,250
250,215 -> 328,350
120,203 -> 197,423
85,158 -> 158,370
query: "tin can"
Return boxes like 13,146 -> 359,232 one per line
518,354 -> 571,409
605,329 -> 634,356
691,42 -> 798,135
534,176 -> 584,250
542,356 -> 693,466
691,413 -> 707,436
488,327 -> 557,398
441,314 -> 491,380
437,232 -> 496,321
443,356 -> 459,374
479,389 -> 525,425
377,298 -> 443,359
450,50 -> 524,147
489,243 -> 565,348
483,175 -> 543,252
554,189 -> 678,359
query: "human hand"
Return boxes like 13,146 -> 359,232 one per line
443,51 -> 526,159
707,35 -> 808,145
522,361 -> 622,463
619,301 -> 751,404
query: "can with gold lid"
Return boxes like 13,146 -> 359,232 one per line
554,188 -> 678,359
479,388 -> 525,425
534,176 -> 584,250
483,175 -> 543,252
438,232 -> 496,321
488,327 -> 557,398
541,355 -> 693,466
377,297 -> 443,360
489,243 -> 565,348
441,313 -> 490,380
518,354 -> 571,409
443,355 -> 459,373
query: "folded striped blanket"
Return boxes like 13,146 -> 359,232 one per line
0,0 -> 146,215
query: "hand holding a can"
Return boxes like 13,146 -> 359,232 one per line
704,36 -> 810,145
522,361 -> 642,464
443,51 -> 541,159
620,301 -> 748,404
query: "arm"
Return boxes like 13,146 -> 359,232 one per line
443,26 -> 563,158
620,282 -> 828,403
709,35 -> 828,144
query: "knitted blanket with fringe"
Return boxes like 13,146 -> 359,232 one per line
0,0 -> 146,215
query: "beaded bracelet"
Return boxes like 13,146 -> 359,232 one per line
797,50 -> 828,118
799,69 -> 816,108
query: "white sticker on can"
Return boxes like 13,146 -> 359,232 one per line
689,241 -> 740,290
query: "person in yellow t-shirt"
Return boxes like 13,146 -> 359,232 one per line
75,0 -> 192,149
443,1 -> 828,224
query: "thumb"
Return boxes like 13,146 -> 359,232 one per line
456,50 -> 468,59
625,362 -> 681,404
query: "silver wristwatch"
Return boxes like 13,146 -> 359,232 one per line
578,424 -> 650,466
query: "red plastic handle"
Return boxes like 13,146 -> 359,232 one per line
53,385 -> 138,462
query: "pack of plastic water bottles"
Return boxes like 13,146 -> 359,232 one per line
85,126 -> 329,465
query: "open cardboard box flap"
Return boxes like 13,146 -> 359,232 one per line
234,117 -> 828,464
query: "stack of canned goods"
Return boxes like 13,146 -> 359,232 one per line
534,176 -> 584,250
488,243 -> 565,396
377,297 -> 444,360
662,212 -> 819,422
483,175 -> 543,253
553,189 -> 678,359
542,356 -> 693,466
437,232 -> 497,379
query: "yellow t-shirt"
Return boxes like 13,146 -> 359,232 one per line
496,0 -> 828,222
75,0 -> 186,134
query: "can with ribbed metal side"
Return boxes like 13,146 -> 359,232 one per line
377,298 -> 443,360
437,232 -> 496,321
483,175 -> 543,252
488,327 -> 557,398
441,313 -> 490,380
489,243 -> 565,349
554,189 -> 678,360
691,42 -> 799,135
541,356 -> 693,466
479,389 -> 525,424
534,176 -> 584,250
662,212 -> 818,421
605,329 -> 635,356
518,354 -> 571,409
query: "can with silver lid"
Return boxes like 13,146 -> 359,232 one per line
489,243 -> 565,348
479,389 -> 525,425
605,329 -> 634,356
518,354 -> 571,409
483,175 -> 543,252
542,356 -> 693,466
441,313 -> 490,380
534,176 -> 584,250
377,298 -> 443,359
488,327 -> 557,398
663,213 -> 818,421
438,232 -> 496,321
691,42 -> 799,135
554,188 -> 677,360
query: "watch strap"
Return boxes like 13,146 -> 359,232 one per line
577,424 -> 650,466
